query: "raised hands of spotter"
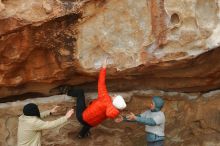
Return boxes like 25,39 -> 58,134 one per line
65,109 -> 74,119
50,106 -> 60,114
126,112 -> 137,121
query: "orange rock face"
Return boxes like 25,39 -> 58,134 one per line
0,0 -> 220,98
0,1 -> 220,146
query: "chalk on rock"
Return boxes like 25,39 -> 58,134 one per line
43,0 -> 53,14
0,1 -> 5,12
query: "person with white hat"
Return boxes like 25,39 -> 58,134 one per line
61,58 -> 127,138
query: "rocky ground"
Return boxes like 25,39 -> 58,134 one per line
0,90 -> 219,146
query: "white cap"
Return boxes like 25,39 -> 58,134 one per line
112,95 -> 127,110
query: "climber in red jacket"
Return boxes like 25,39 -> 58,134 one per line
65,58 -> 127,138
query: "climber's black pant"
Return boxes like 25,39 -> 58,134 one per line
67,88 -> 92,137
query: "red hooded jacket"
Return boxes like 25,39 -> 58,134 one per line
82,68 -> 120,127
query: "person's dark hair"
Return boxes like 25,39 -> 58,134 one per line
23,103 -> 40,118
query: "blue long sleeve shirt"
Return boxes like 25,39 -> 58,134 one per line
123,113 -> 165,142
136,116 -> 164,142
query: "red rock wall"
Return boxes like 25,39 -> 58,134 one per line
0,1 -> 220,146
0,0 -> 220,98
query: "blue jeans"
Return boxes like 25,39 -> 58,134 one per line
147,140 -> 164,146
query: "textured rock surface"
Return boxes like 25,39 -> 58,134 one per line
0,90 -> 219,146
0,1 -> 220,145
0,0 -> 220,97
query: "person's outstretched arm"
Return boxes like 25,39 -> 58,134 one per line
106,104 -> 120,119
115,114 -> 140,123
127,112 -> 157,126
40,110 -> 51,119
33,109 -> 74,130
40,106 -> 60,118
98,58 -> 109,99
135,116 -> 157,126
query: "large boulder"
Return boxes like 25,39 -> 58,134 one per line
0,0 -> 220,98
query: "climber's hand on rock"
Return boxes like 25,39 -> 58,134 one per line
102,58 -> 108,68
65,109 -> 74,119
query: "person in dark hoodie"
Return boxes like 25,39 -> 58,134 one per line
17,103 -> 74,146
115,96 -> 165,146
